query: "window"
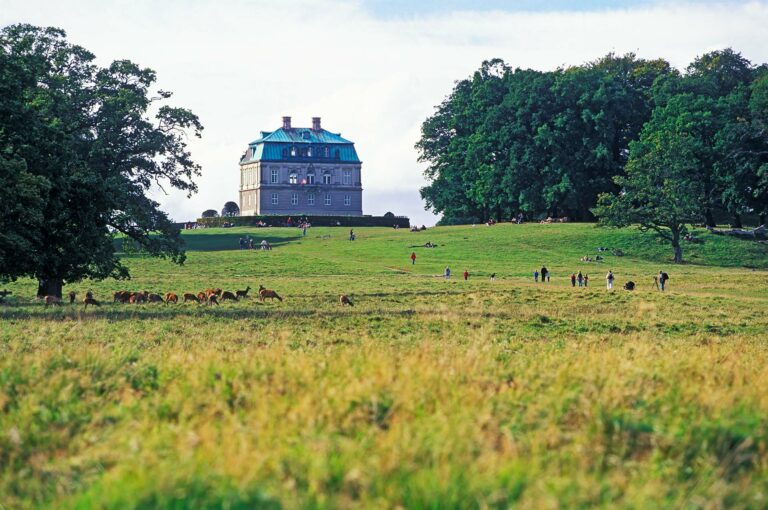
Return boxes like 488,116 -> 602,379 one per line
271,193 -> 278,205
344,195 -> 351,206
290,147 -> 296,157
324,147 -> 330,158
307,194 -> 315,206
289,173 -> 297,184
343,170 -> 351,185
307,147 -> 312,157
323,172 -> 331,185
306,171 -> 315,185
291,193 -> 298,205
324,193 -> 332,206
271,169 -> 278,184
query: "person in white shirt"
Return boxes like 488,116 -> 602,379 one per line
606,270 -> 614,290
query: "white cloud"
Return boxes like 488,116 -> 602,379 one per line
2,0 -> 768,225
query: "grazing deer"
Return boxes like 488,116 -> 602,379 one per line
220,291 -> 238,302
183,292 -> 200,303
197,291 -> 208,303
147,293 -> 164,303
129,292 -> 147,304
258,285 -> 283,302
165,292 -> 178,304
68,291 -> 77,304
83,296 -> 101,309
44,295 -> 62,308
114,291 -> 127,303
208,294 -> 219,306
236,286 -> 251,299
339,294 -> 354,306
86,291 -> 94,299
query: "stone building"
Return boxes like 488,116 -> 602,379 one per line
239,116 -> 363,216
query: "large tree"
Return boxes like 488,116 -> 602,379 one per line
593,96 -> 711,263
0,25 -> 202,297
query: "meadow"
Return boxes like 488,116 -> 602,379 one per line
1,223 -> 767,509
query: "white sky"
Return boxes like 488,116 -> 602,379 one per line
2,0 -> 768,225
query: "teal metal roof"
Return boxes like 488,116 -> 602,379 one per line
250,127 -> 354,145
242,126 -> 361,164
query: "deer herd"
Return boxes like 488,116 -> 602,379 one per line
40,284 -> 302,309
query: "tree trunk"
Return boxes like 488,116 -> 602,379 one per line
732,214 -> 742,229
760,213 -> 766,226
704,208 -> 716,228
671,228 -> 683,264
37,278 -> 63,299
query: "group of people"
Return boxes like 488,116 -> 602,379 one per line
442,267 -> 471,280
533,266 -> 551,282
238,236 -> 272,250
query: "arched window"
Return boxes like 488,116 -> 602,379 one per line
323,171 -> 331,185
289,173 -> 297,184
306,170 -> 315,185
290,146 -> 297,157
307,147 -> 312,157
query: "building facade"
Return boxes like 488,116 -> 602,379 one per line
239,116 -> 363,216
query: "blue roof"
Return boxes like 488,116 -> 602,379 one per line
243,126 -> 361,164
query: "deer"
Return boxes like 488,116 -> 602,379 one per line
258,285 -> 283,302
183,292 -> 200,303
129,292 -> 147,304
114,290 -> 129,303
205,288 -> 222,297
236,286 -> 251,299
147,293 -> 164,303
208,294 -> 219,306
220,291 -> 238,302
165,292 -> 178,304
197,291 -> 208,303
44,295 -> 62,308
68,291 -> 77,304
339,294 -> 354,306
83,296 -> 101,309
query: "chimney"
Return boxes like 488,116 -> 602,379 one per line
312,117 -> 321,131
282,116 -> 292,130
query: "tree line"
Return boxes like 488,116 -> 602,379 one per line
417,51 -> 768,239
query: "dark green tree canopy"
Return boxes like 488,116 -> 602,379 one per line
221,201 -> 240,217
0,24 -> 203,296
202,209 -> 219,218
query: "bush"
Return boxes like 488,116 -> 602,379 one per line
196,214 -> 410,228
201,209 -> 219,218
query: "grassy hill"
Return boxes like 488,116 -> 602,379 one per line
1,224 -> 767,509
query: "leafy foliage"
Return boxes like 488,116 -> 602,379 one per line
0,24 -> 202,295
221,201 -> 240,217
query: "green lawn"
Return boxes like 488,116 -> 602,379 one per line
1,223 -> 767,509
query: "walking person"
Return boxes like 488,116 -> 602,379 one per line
410,252 -> 417,265
570,273 -> 576,287
533,270 -> 539,283
349,229 -> 355,241
463,270 -> 469,281
444,267 -> 451,280
541,266 -> 548,283
606,270 -> 615,290
577,271 -> 583,287
584,274 -> 589,287
659,270 -> 669,291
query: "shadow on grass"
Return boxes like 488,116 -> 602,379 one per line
117,232 -> 303,254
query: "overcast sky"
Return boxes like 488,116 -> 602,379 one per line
2,0 -> 768,225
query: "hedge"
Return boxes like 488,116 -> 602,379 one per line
195,215 -> 410,228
